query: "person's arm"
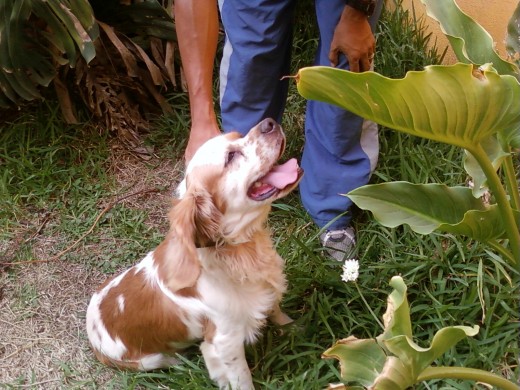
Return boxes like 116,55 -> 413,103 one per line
174,0 -> 221,163
328,0 -> 376,73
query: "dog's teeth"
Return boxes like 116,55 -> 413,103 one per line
254,182 -> 262,188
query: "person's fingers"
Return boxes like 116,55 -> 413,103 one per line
329,47 -> 339,67
362,48 -> 375,71
348,56 -> 360,73
360,57 -> 371,72
329,46 -> 375,72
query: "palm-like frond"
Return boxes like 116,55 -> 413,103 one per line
0,0 -> 97,107
65,19 -> 174,148
1,0 -> 180,152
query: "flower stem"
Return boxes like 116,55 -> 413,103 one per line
502,152 -> 520,211
468,144 -> 520,268
355,282 -> 384,330
417,366 -> 518,390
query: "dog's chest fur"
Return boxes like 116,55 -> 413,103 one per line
196,237 -> 286,342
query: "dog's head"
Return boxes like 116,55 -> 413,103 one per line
178,117 -> 303,239
162,119 -> 302,290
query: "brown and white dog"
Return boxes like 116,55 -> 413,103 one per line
86,118 -> 303,389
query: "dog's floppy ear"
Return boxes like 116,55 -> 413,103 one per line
158,185 -> 222,292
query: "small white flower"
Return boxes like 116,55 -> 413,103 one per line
341,259 -> 359,282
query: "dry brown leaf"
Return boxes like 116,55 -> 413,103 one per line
51,7 -> 177,154
165,40 -> 176,86
140,70 -> 173,114
53,73 -> 78,124
98,21 -> 139,77
150,37 -> 167,73
128,39 -> 164,85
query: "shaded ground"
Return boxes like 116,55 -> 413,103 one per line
0,152 -> 183,388
0,261 -> 111,388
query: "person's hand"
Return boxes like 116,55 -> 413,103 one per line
329,5 -> 375,72
184,120 -> 221,164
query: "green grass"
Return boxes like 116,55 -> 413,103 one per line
1,1 -> 518,389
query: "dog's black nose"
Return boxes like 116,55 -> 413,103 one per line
260,118 -> 279,134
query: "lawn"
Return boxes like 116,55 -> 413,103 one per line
1,2 -> 518,389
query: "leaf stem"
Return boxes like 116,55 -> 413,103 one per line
502,152 -> 520,211
417,366 -> 518,390
486,240 -> 516,264
486,240 -> 516,265
468,144 -> 520,268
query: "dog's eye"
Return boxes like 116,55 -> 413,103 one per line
225,150 -> 238,166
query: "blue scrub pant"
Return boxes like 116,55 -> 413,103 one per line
219,0 -> 382,230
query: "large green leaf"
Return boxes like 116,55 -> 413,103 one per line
323,337 -> 388,387
32,0 -> 77,64
324,277 -> 482,389
371,357 -> 414,390
384,326 -> 479,379
296,64 -> 520,150
45,0 -> 96,64
420,0 -> 519,78
440,205 -> 510,241
379,276 -> 412,342
323,337 -> 415,390
347,182 -> 507,241
65,0 -> 99,41
0,0 -> 42,102
463,136 -> 509,197
377,278 -> 475,382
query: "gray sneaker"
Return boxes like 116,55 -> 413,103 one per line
319,227 -> 356,262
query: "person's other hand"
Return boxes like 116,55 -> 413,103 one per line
329,5 -> 375,72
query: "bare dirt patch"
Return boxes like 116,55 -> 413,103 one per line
0,261 -> 112,388
0,153 -> 184,389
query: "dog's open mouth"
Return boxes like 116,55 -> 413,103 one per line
247,158 -> 302,201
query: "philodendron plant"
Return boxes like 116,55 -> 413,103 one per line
296,0 -> 519,388
296,0 -> 520,269
322,276 -> 518,390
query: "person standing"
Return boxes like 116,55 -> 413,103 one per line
175,0 -> 383,261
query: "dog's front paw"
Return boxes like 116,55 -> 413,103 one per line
269,304 -> 293,326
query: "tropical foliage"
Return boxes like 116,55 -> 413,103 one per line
1,1 -> 517,388
296,0 -> 519,387
0,0 -> 178,151
323,277 -> 518,390
296,0 -> 520,268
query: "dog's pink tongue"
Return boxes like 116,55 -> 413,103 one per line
262,158 -> 299,189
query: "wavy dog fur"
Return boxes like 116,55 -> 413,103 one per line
86,119 -> 303,389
